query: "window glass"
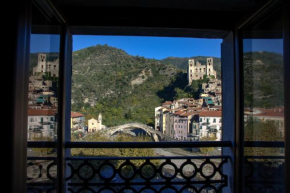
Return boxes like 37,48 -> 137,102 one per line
71,36 -> 223,153
27,4 -> 61,191
242,9 -> 284,192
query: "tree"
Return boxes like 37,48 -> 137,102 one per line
174,88 -> 190,100
190,80 -> 199,91
203,75 -> 210,83
32,136 -> 54,156
244,117 -> 283,156
199,135 -> 217,155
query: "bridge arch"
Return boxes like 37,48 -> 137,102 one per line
100,123 -> 170,142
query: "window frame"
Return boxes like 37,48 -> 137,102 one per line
11,0 -> 289,193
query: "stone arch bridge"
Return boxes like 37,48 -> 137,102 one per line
100,122 -> 176,142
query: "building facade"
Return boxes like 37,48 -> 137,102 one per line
71,112 -> 85,131
199,111 -> 222,141
27,109 -> 57,140
173,115 -> 188,140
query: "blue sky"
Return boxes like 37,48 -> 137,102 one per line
72,35 -> 222,59
243,39 -> 283,54
30,34 -> 60,53
30,35 -> 283,59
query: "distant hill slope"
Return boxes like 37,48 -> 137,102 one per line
72,45 -> 182,126
243,51 -> 284,108
161,56 -> 221,79
30,47 -> 281,126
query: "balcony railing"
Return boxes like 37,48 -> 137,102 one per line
65,156 -> 228,192
26,141 -> 285,192
244,141 -> 285,192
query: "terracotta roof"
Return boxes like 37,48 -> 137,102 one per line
187,107 -> 202,111
180,111 -> 198,117
71,112 -> 85,118
174,110 -> 185,115
178,101 -> 190,104
159,107 -> 171,111
254,108 -> 284,118
162,101 -> 173,105
199,111 -> 222,117
28,109 -> 57,116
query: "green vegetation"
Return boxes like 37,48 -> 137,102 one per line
244,117 -> 284,156
72,132 -> 157,165
243,51 -> 284,108
71,45 -> 205,127
199,136 -> 217,155
42,72 -> 58,82
31,136 -> 54,156
71,132 -> 159,182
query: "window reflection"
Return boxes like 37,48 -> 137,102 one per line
28,38 -> 60,142
27,4 -> 61,191
242,9 -> 284,193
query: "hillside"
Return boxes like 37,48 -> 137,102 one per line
72,45 -> 183,126
243,51 -> 284,108
161,56 -> 221,79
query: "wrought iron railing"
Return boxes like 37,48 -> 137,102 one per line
27,157 -> 57,193
27,141 -> 232,192
66,156 -> 228,193
244,141 -> 285,193
27,141 -> 286,192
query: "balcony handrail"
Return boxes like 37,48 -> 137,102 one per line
68,180 -> 227,186
27,141 -> 285,149
27,157 -> 57,160
65,141 -> 232,148
28,141 -> 232,148
244,156 -> 284,159
244,141 -> 284,147
28,142 -> 56,148
65,155 -> 231,160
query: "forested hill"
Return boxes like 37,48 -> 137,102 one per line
243,51 -> 284,108
161,56 -> 221,79
72,44 -> 184,126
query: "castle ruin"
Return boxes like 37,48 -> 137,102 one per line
187,58 -> 217,85
33,53 -> 59,77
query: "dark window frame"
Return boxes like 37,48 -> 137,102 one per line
11,1 -> 289,193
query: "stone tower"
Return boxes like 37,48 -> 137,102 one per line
98,113 -> 102,123
33,53 -> 47,75
38,54 -> 46,71
206,58 -> 216,78
187,59 -> 195,85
